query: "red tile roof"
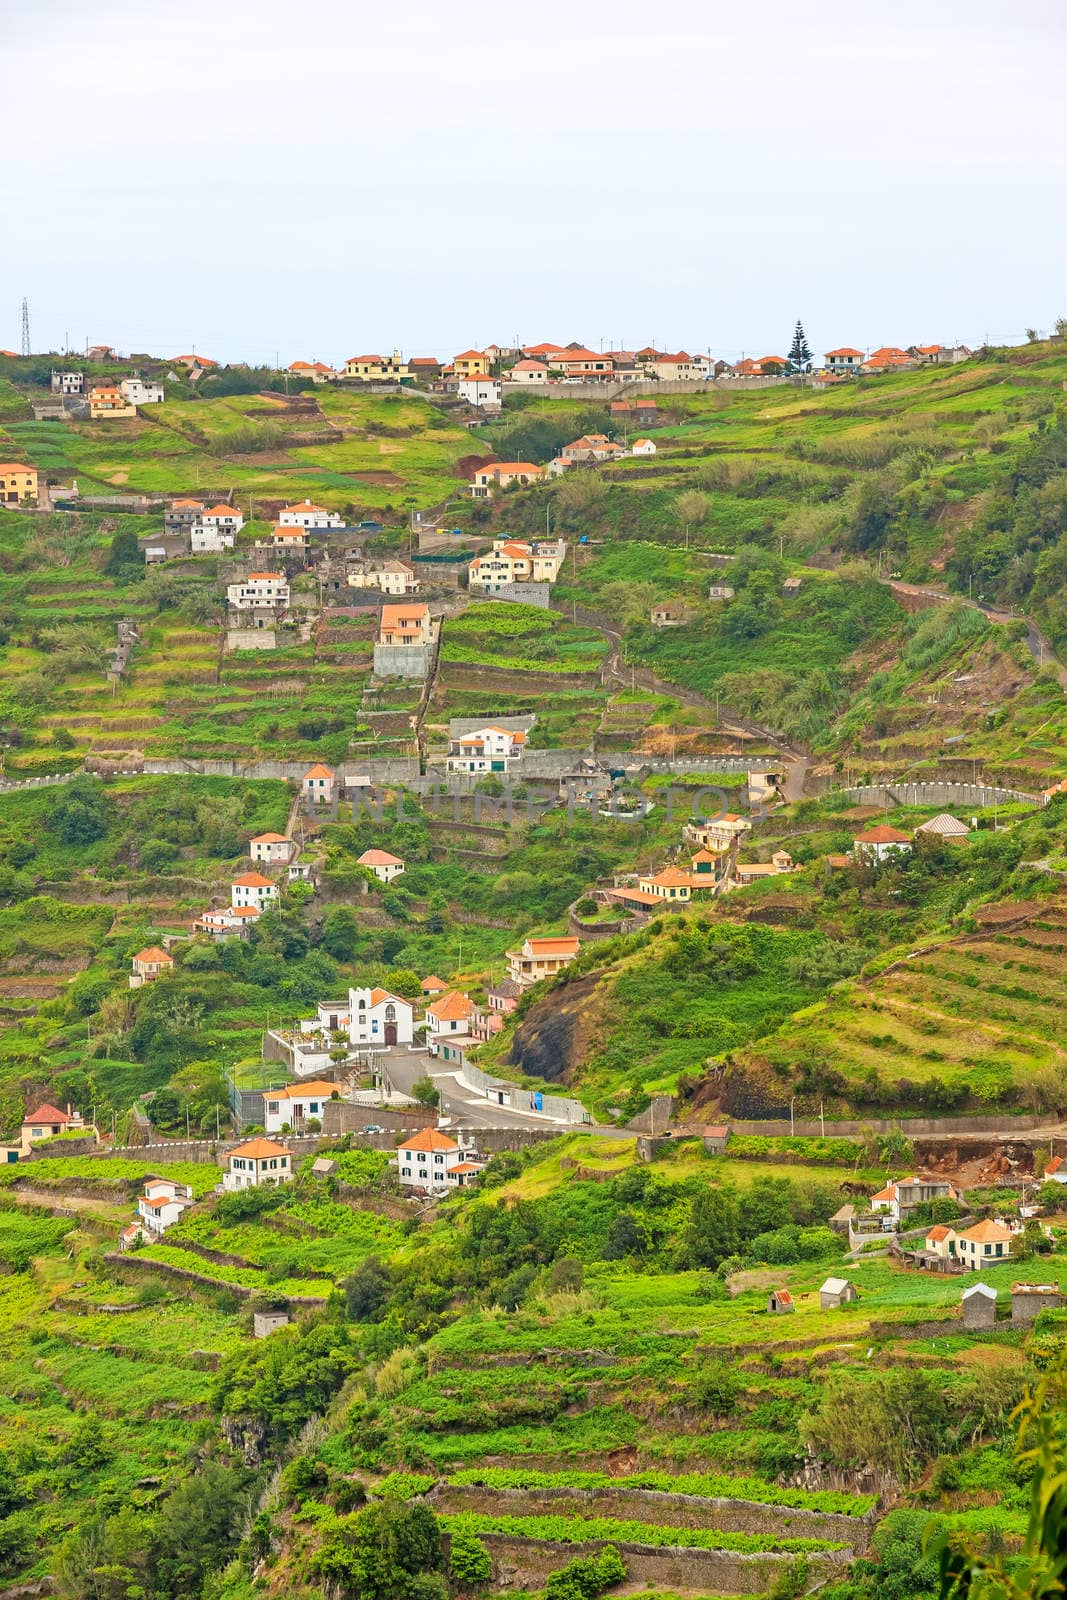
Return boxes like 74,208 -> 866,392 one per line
23,1103 -> 71,1126
855,825 -> 912,844
133,946 -> 173,964
230,1137 -> 291,1160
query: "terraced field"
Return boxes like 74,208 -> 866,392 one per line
337,1249 -> 1036,1591
5,388 -> 474,513
743,895 -> 1067,1111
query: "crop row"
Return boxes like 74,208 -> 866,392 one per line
439,1511 -> 845,1555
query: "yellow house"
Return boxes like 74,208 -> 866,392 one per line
452,348 -> 491,377
343,351 -> 411,383
89,385 -> 136,419
639,866 -> 692,902
0,462 -> 39,505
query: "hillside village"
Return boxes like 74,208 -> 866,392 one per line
4,329 -> 1067,1600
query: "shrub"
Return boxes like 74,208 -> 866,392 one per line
449,1528 -> 492,1588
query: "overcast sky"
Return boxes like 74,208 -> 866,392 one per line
5,0 -> 1064,365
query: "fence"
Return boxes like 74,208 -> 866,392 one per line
839,781 -> 1039,808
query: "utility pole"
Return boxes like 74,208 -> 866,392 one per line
20,297 -> 30,357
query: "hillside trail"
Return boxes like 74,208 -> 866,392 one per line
578,607 -> 812,793
882,578 -> 1067,690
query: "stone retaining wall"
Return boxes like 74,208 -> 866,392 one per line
430,1483 -> 874,1548
476,1533 -> 844,1594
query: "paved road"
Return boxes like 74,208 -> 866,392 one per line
375,1047 -> 607,1132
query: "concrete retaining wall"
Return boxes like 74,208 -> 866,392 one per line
373,643 -> 434,680
500,376 -> 789,401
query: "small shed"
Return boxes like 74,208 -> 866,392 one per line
1011,1282 -> 1066,1328
828,1204 -> 856,1235
703,1125 -> 730,1154
767,1289 -> 795,1315
253,1309 -> 291,1339
962,1282 -> 997,1330
819,1276 -> 858,1310
312,1157 -> 336,1177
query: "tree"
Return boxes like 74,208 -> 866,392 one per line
788,320 -> 813,372
314,1500 -> 444,1600
50,776 -> 114,846
322,906 -> 360,961
104,528 -> 142,576
1026,327 -> 1040,343
344,1255 -> 391,1321
680,1185 -> 741,1269
411,1076 -> 440,1110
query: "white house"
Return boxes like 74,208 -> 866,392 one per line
278,499 -> 344,529
136,1176 -> 193,1234
364,559 -> 420,596
302,763 -> 335,804
249,833 -> 296,865
200,504 -> 244,536
348,986 -> 414,1048
631,438 -> 657,456
300,1000 -> 350,1034
425,990 -> 475,1037
194,905 -> 262,938
446,725 -> 526,775
263,1081 -> 340,1134
357,848 -> 405,883
227,573 -> 290,610
120,377 -> 165,406
231,871 -> 279,910
396,1128 -> 484,1191
852,825 -> 913,864
456,377 -> 502,407
51,370 -> 84,395
191,523 -> 235,553
222,1137 -> 293,1191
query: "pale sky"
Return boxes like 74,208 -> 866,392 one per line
5,0 -> 1065,365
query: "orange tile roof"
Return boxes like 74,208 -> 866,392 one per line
368,987 -> 407,1007
825,347 -> 864,358
959,1219 -> 1014,1244
171,497 -> 205,509
0,462 -> 36,473
453,349 -> 487,360
133,946 -> 173,964
281,500 -> 328,513
270,1081 -> 339,1100
247,571 -> 285,580
421,975 -> 447,992
251,833 -> 290,843
380,603 -> 429,631
230,906 -> 262,918
479,462 -> 542,475
398,1128 -> 459,1153
524,936 -> 579,956
646,867 -> 692,887
855,825 -> 912,844
230,1137 -> 291,1160
358,849 -> 403,866
232,871 -> 275,888
926,1224 -> 954,1241
427,991 -> 474,1022
451,1160 -> 485,1174
304,763 -> 334,779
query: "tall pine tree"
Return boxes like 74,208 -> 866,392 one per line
788,320 -> 812,372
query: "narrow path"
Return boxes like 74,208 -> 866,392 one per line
882,579 -> 1067,689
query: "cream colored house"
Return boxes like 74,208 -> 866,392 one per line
223,1138 -> 293,1191
506,935 -> 580,987
470,462 -> 544,498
